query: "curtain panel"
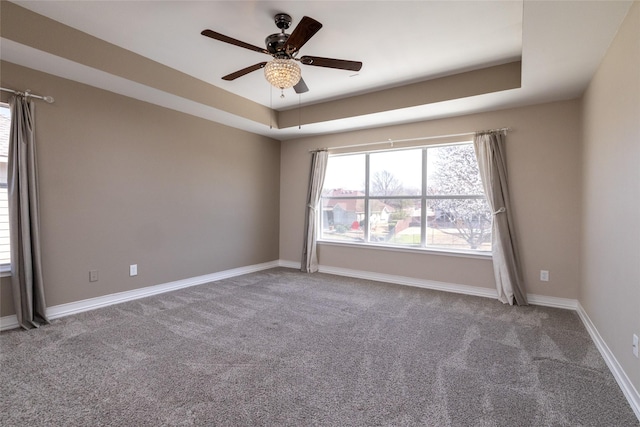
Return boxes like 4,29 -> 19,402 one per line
474,131 -> 528,305
8,96 -> 49,329
301,150 -> 328,273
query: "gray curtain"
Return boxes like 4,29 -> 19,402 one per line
474,130 -> 528,305
301,150 -> 328,273
8,95 -> 49,329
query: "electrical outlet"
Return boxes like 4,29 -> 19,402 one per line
130,264 -> 137,276
89,270 -> 98,282
540,270 -> 549,282
633,334 -> 639,358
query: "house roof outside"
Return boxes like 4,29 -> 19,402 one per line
322,189 -> 396,215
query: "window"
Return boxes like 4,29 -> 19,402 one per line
0,103 -> 10,271
320,142 -> 492,253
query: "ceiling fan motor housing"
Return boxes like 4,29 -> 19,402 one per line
266,13 -> 293,56
265,33 -> 289,55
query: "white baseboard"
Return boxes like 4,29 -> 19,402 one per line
526,293 -> 578,310
0,260 -> 582,329
0,314 -> 18,331
279,261 -> 579,310
0,260 -> 280,332
278,260 -> 302,269
317,264 -> 499,300
576,302 -> 640,420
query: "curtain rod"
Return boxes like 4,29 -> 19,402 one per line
0,87 -> 55,104
309,127 -> 510,153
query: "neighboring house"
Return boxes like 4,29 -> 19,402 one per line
322,189 -> 395,230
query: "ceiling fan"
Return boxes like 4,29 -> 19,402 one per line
201,13 -> 363,96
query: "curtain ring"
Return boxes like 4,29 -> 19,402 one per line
493,207 -> 506,215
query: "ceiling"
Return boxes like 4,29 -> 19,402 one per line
2,1 -> 633,140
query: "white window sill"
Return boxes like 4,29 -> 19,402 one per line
317,240 -> 492,260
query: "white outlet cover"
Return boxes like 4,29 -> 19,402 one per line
130,264 -> 137,276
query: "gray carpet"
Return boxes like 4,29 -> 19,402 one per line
1,268 -> 638,426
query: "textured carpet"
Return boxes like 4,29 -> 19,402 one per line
1,268 -> 638,426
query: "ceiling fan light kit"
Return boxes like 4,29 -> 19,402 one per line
264,59 -> 301,90
201,13 -> 362,97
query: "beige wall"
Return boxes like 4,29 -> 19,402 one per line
280,100 -> 582,299
0,61 -> 281,317
580,2 -> 640,393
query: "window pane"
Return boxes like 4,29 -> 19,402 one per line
0,104 -> 10,265
427,144 -> 484,196
0,189 -> 9,264
319,143 -> 491,253
321,198 -> 365,242
323,154 -> 365,194
427,198 -> 492,251
369,149 -> 422,196
371,198 -> 421,246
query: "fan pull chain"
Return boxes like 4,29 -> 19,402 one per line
298,93 -> 301,130
269,85 -> 273,129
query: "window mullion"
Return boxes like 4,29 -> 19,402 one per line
364,153 -> 370,242
421,148 -> 427,248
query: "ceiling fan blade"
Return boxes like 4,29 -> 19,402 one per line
201,29 -> 268,55
300,56 -> 362,72
222,62 -> 267,81
293,78 -> 309,94
285,16 -> 322,54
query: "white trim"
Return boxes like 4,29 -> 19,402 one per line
2,261 -> 576,331
279,261 -> 580,309
316,264 -> 499,300
0,262 -> 586,328
576,302 -> 640,421
317,240 -> 492,260
278,259 -> 302,269
526,293 -> 578,310
0,260 -> 279,331
0,314 -> 18,330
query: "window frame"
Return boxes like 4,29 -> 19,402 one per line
318,141 -> 492,257
0,102 -> 10,276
